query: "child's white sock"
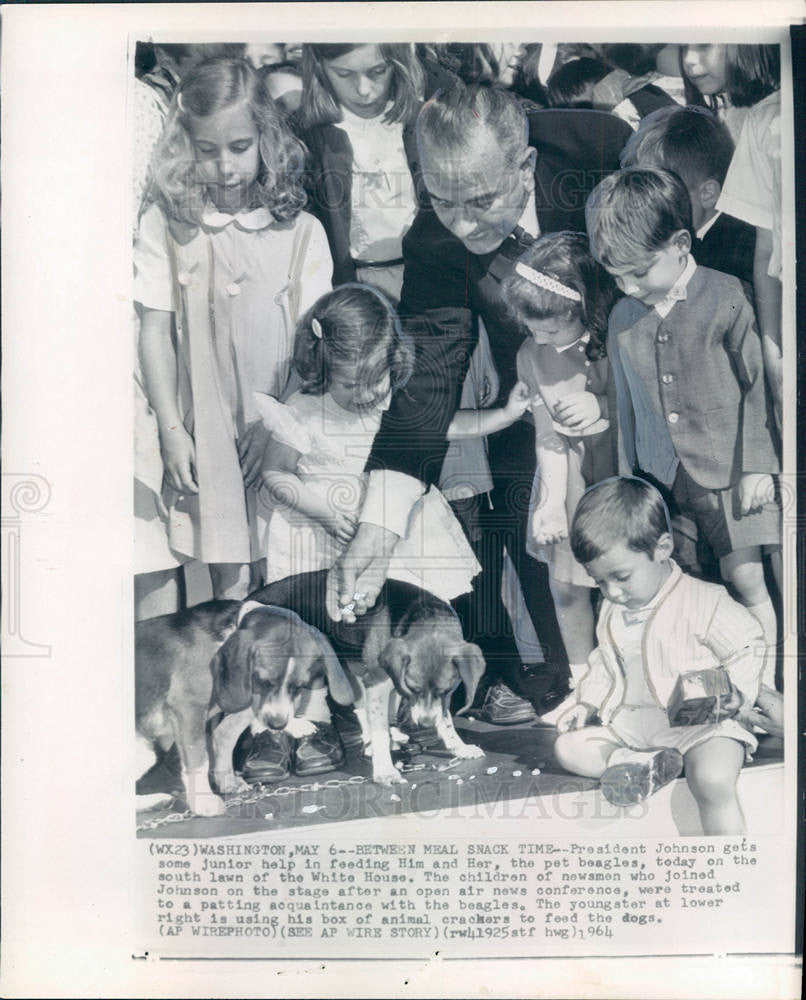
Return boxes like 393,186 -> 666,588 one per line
746,598 -> 777,688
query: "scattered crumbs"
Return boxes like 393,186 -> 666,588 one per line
486,766 -> 498,774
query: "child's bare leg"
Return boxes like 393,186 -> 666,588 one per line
135,567 -> 185,621
720,546 -> 776,687
684,737 -> 746,835
538,576 -> 596,724
554,726 -> 623,778
209,562 -> 255,600
548,575 -> 595,676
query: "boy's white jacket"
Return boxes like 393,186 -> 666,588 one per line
576,561 -> 765,722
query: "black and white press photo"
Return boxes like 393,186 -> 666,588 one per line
2,4 -> 803,999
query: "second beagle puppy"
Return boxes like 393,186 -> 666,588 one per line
246,572 -> 487,785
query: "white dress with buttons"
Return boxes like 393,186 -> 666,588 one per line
133,202 -> 333,565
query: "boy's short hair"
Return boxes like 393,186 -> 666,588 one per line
620,105 -> 735,188
570,477 -> 671,564
547,57 -> 608,107
586,167 -> 692,270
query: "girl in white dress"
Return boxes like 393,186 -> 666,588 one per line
134,57 -> 333,601
256,285 -> 483,603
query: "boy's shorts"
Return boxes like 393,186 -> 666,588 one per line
608,704 -> 757,760
671,465 -> 780,561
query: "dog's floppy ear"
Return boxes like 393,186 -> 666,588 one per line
379,637 -> 413,696
451,643 -> 486,716
210,630 -> 254,714
307,629 -> 355,706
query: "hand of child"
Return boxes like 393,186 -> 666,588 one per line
318,511 -> 358,546
504,380 -> 537,421
719,683 -> 744,719
552,391 -> 602,431
532,504 -> 568,546
742,685 -> 783,738
160,425 -> 198,494
556,702 -> 592,733
238,420 -> 274,489
738,473 -> 775,516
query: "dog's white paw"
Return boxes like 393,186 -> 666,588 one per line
285,717 -> 318,739
221,774 -> 251,796
450,742 -> 485,759
389,725 -> 410,746
188,793 -> 227,817
373,767 -> 409,787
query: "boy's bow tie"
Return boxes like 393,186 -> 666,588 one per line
656,284 -> 688,309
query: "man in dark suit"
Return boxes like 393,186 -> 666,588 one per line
327,82 -> 631,720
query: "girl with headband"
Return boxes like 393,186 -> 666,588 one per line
502,232 -> 618,721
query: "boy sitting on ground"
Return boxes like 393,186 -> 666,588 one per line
554,476 -> 765,835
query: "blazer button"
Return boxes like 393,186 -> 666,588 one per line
667,412 -> 679,424
657,332 -> 669,343
661,373 -> 674,384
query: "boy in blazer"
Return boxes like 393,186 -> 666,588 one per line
586,167 -> 780,687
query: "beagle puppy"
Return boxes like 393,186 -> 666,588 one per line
245,571 -> 487,786
136,600 -> 352,817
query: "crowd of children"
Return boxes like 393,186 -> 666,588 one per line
133,41 -> 785,834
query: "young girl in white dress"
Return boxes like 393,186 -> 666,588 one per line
296,43 -> 428,303
502,232 -> 618,715
134,57 -> 333,601
256,284 -> 493,603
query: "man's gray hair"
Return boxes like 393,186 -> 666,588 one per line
416,81 -> 529,167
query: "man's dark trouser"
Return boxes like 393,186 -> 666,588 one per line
450,418 -> 570,708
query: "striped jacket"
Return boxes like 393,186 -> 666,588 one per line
577,561 -> 765,723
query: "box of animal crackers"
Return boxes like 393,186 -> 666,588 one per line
667,668 -> 739,726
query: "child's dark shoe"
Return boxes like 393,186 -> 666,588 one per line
294,721 -> 345,776
477,682 -> 538,725
240,730 -> 294,783
599,747 -> 683,806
